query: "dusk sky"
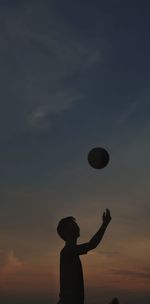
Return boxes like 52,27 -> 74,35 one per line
0,1 -> 150,303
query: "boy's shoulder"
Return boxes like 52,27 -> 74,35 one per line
60,244 -> 76,256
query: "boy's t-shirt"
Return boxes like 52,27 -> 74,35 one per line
59,243 -> 89,304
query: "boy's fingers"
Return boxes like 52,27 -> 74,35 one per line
106,208 -> 110,215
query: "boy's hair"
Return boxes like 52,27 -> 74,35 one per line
57,216 -> 76,241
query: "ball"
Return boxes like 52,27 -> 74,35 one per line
88,147 -> 110,169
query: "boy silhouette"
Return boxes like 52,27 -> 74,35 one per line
57,208 -> 111,304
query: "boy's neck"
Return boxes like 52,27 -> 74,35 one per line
65,239 -> 77,246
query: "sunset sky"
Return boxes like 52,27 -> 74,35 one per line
0,1 -> 150,303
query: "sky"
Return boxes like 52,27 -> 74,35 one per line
0,0 -> 150,303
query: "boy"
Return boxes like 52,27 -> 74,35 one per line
57,208 -> 111,304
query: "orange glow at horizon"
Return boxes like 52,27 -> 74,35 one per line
0,241 -> 150,299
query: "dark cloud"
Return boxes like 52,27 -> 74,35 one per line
112,268 -> 150,280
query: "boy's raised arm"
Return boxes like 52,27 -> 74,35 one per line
74,209 -> 111,255
87,208 -> 111,251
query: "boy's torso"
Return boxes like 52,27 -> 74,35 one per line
59,245 -> 84,303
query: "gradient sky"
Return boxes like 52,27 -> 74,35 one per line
0,1 -> 150,303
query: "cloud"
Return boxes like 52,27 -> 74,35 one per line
116,101 -> 139,125
21,27 -> 101,74
0,1 -> 102,137
0,249 -> 57,299
0,250 -> 24,272
0,250 -> 25,295
27,89 -> 83,129
112,268 -> 150,280
116,91 -> 150,127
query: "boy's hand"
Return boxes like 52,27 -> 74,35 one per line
102,208 -> 111,226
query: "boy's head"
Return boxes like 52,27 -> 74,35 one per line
57,216 -> 80,242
